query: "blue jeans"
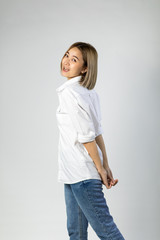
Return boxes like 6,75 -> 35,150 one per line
64,179 -> 125,240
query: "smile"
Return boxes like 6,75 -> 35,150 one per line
63,67 -> 70,72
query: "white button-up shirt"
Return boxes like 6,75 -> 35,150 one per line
56,75 -> 104,184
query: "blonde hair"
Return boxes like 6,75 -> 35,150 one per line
60,42 -> 98,90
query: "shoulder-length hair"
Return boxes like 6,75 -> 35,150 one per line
60,42 -> 98,90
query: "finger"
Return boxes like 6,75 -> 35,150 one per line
108,178 -> 114,185
107,178 -> 113,189
106,184 -> 112,189
112,179 -> 118,186
100,176 -> 108,187
107,178 -> 112,186
105,180 -> 110,189
103,178 -> 111,189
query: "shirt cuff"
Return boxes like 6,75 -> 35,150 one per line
78,133 -> 95,143
95,127 -> 104,137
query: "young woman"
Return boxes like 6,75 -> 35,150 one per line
56,42 -> 125,240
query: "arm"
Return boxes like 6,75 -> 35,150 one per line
82,135 -> 118,189
83,139 -> 104,173
63,89 -> 118,188
95,134 -> 109,169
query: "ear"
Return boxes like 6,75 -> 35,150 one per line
81,67 -> 88,74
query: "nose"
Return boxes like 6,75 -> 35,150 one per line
64,59 -> 70,65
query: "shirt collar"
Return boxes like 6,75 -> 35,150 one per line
56,75 -> 81,93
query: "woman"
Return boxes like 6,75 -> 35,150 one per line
56,42 -> 125,240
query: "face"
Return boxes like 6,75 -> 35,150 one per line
61,47 -> 87,80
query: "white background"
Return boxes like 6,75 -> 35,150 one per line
0,0 -> 160,239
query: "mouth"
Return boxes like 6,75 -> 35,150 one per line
63,66 -> 70,72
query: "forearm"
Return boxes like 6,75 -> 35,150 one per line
82,140 -> 103,173
95,134 -> 109,169
82,137 -> 118,189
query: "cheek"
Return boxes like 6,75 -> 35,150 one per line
72,64 -> 83,72
61,58 -> 65,64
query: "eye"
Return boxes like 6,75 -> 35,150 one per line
72,58 -> 77,62
64,53 -> 68,57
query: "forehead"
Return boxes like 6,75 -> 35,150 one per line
67,47 -> 83,59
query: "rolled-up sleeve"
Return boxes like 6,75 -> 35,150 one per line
94,92 -> 104,137
62,88 -> 96,143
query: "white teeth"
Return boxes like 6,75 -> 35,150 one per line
64,67 -> 69,71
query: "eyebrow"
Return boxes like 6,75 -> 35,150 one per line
66,51 -> 80,61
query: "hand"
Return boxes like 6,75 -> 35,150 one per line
98,166 -> 118,189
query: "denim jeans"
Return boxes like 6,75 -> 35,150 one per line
64,179 -> 125,240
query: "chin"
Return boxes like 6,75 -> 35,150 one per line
60,70 -> 70,78
60,71 -> 67,77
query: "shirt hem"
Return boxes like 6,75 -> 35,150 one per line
58,175 -> 101,184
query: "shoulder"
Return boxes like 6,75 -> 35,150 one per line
61,84 -> 100,110
65,84 -> 98,100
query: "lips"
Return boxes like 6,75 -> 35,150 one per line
63,66 -> 69,72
